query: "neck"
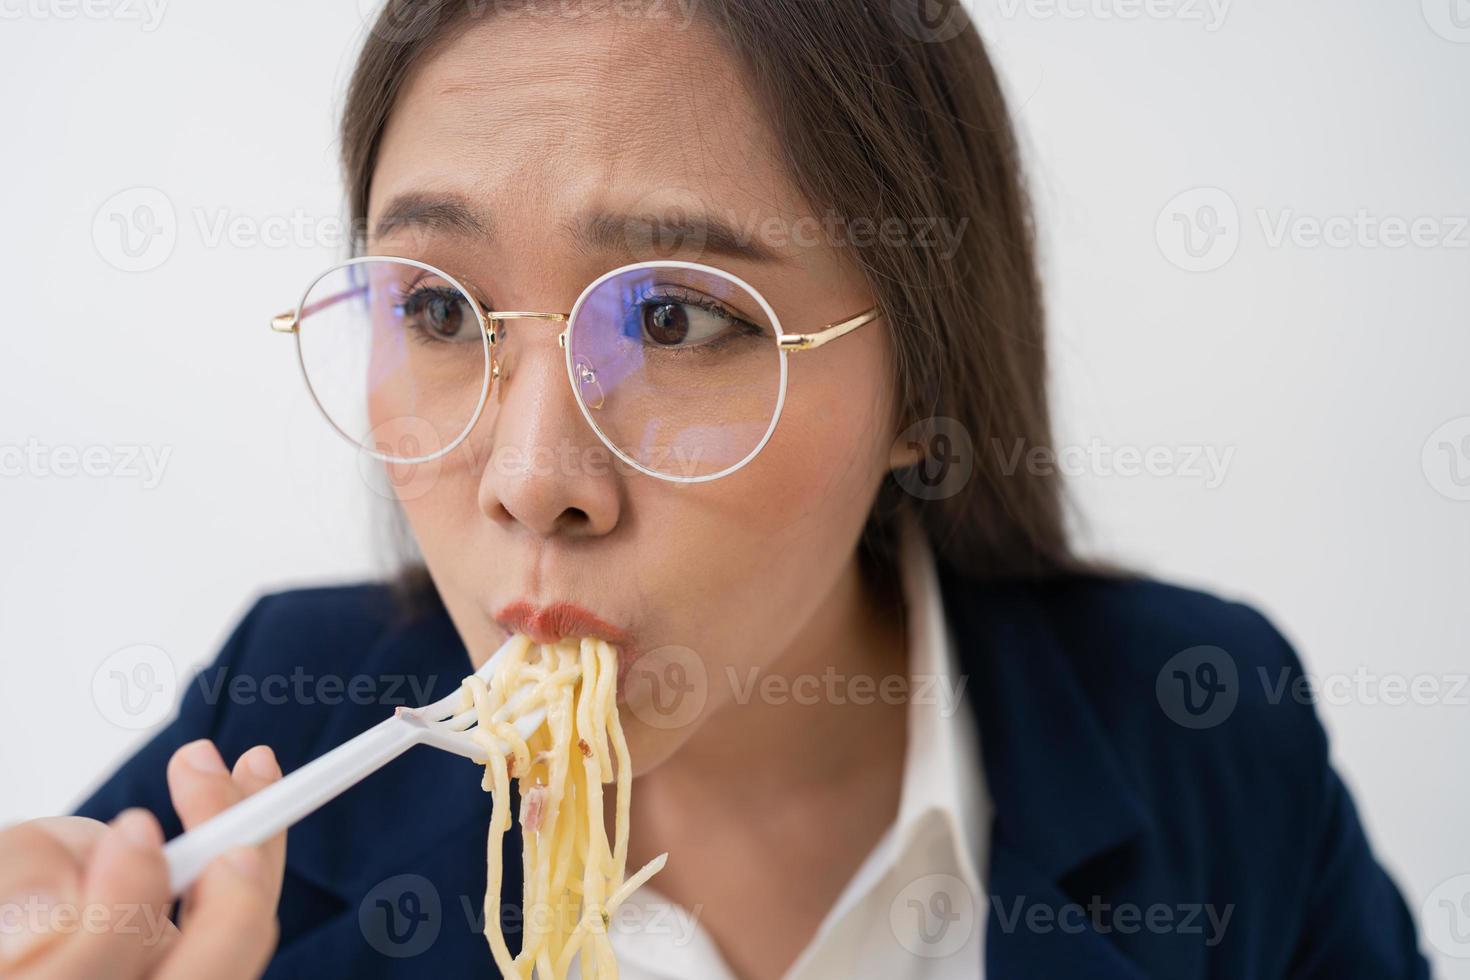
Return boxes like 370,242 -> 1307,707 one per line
621,548 -> 912,980
639,548 -> 909,808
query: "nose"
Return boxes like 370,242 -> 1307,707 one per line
476,329 -> 622,539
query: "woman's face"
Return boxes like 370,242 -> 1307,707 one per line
368,10 -> 904,773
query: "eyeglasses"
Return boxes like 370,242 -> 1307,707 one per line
271,256 -> 881,483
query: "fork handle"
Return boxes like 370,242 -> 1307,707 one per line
163,715 -> 419,896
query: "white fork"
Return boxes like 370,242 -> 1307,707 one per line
162,634 -> 545,896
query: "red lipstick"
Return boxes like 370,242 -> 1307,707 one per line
494,601 -> 631,651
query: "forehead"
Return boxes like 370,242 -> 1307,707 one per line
367,10 -> 804,264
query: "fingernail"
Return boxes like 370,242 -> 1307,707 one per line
223,848 -> 263,880
244,745 -> 279,780
113,809 -> 162,850
180,739 -> 226,774
0,891 -> 65,967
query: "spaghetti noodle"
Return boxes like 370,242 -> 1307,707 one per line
459,635 -> 666,979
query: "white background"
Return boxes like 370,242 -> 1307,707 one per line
1,0 -> 1466,974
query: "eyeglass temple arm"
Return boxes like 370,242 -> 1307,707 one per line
777,307 -> 881,352
270,284 -> 374,334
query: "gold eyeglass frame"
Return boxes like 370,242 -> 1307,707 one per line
271,256 -> 882,483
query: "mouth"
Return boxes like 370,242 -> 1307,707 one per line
493,601 -> 639,682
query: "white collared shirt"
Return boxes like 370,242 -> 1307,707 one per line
578,521 -> 990,979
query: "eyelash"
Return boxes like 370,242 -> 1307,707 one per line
631,285 -> 765,350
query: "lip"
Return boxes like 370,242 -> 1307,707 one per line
493,601 -> 635,659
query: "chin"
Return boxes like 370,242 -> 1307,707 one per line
616,720 -> 698,777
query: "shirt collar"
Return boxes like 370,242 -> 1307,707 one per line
891,513 -> 988,897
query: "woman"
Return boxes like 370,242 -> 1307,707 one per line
0,1 -> 1427,977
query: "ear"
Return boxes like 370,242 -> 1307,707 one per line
888,427 -> 925,471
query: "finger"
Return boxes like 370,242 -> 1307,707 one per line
0,821 -> 86,972
153,848 -> 278,980
26,816 -> 110,864
228,746 -> 286,905
10,809 -> 172,980
166,740 -> 245,832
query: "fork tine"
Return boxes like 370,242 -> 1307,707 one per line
418,633 -> 529,719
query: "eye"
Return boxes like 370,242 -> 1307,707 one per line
630,288 -> 754,350
642,301 -> 730,347
395,282 -> 479,343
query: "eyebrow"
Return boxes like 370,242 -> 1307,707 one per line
372,192 -> 785,264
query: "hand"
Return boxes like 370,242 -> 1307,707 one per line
0,740 -> 287,979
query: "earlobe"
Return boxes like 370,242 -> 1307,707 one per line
888,430 -> 925,471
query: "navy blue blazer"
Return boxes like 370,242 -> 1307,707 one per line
77,567 -> 1429,978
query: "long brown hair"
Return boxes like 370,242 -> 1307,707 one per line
340,0 -> 1078,607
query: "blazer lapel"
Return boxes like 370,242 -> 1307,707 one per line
261,603 -> 520,975
937,563 -> 1156,979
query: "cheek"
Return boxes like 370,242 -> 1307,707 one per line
389,440 -> 492,565
753,341 -> 897,532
